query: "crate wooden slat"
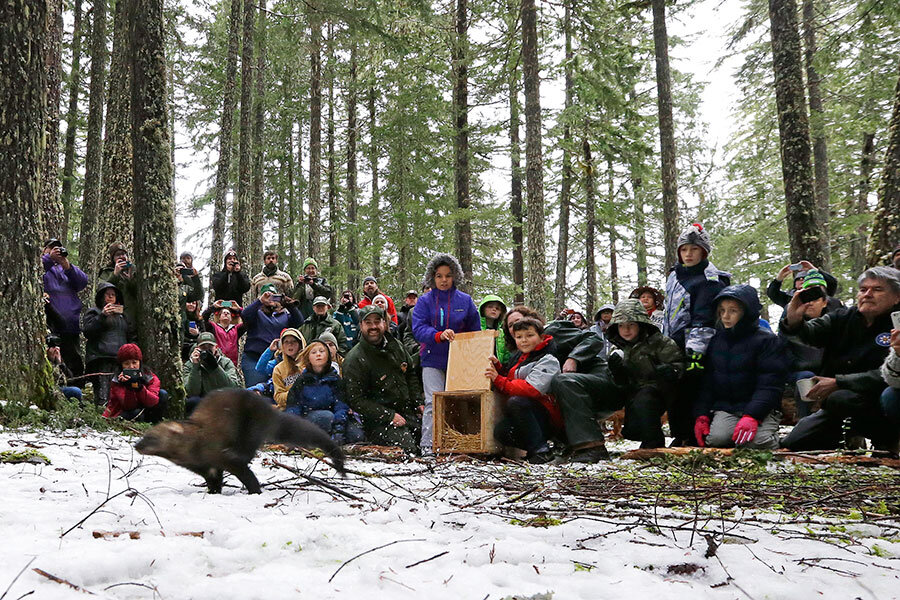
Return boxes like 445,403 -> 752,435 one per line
433,390 -> 504,454
445,330 -> 498,392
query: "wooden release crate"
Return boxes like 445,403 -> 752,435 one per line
433,330 -> 502,454
433,390 -> 504,454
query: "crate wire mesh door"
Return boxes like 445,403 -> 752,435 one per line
434,330 -> 503,453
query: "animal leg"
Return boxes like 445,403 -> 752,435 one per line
205,469 -> 224,494
225,461 -> 262,494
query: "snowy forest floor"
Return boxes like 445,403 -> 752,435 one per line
2,428 -> 899,600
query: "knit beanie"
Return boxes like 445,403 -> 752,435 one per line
676,223 -> 712,255
317,331 -> 338,347
116,343 -> 143,364
802,270 -> 827,290
303,257 -> 319,270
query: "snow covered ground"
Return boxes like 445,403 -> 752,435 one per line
1,428 -> 898,600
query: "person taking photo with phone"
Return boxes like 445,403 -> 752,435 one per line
211,248 -> 251,305
240,284 -> 303,387
766,260 -> 842,310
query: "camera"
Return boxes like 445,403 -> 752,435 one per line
788,263 -> 802,271
47,334 -> 61,349
180,267 -> 193,279
797,286 -> 826,304
57,247 -> 68,257
270,294 -> 283,304
199,349 -> 218,371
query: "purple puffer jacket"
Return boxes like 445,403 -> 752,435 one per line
412,287 -> 481,370
42,254 -> 89,334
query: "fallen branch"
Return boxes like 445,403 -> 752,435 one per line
270,459 -> 365,502
0,558 -> 35,600
31,570 -> 93,594
405,551 -> 449,569
329,539 -> 425,583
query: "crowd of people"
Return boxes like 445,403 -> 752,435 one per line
40,227 -> 900,462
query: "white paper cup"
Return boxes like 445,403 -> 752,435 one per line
892,310 -> 900,331
796,377 -> 817,402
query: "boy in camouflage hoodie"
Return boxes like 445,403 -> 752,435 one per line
607,299 -> 686,448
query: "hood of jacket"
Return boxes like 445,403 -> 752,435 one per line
713,284 -> 762,338
629,286 -> 664,311
422,253 -> 466,289
478,294 -> 508,318
607,299 -> 657,346
94,281 -> 123,308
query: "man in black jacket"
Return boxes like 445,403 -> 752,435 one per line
211,249 -> 250,305
781,266 -> 900,451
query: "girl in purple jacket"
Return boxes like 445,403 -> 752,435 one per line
412,253 -> 481,455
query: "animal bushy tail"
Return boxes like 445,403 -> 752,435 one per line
274,413 -> 346,475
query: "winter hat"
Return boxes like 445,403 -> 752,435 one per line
107,242 -> 129,263
594,303 -> 615,322
372,294 -> 389,308
676,223 -> 712,255
892,243 -> 900,260
802,269 -> 827,290
363,275 -> 377,285
313,296 -> 330,306
303,257 -> 319,270
317,331 -> 338,347
196,332 -> 217,346
359,305 -> 386,320
629,286 -> 664,310
260,283 -> 278,294
280,327 -> 306,347
116,343 -> 143,364
179,251 -> 193,261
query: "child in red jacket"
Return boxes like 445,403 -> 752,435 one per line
103,344 -> 168,422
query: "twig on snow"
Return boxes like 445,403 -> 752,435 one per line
0,558 -> 35,600
31,569 -> 93,594
405,551 -> 449,569
329,539 -> 426,582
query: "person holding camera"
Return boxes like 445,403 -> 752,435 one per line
211,248 -> 251,305
41,238 -> 89,376
97,242 -> 140,322
240,284 -> 304,386
176,252 -> 204,304
251,250 -> 293,297
333,290 -> 361,348
766,260 -> 841,310
183,332 -> 241,415
83,282 -> 136,406
200,299 -> 245,366
291,257 -> 333,317
102,344 -> 168,422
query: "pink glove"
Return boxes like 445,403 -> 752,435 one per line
732,415 -> 758,445
694,416 -> 710,447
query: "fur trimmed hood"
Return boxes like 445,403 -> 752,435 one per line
422,252 -> 466,289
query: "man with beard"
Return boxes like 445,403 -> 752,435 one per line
251,250 -> 293,297
357,276 -> 399,324
291,258 -> 334,317
342,306 -> 422,454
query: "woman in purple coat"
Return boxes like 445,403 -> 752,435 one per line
412,253 -> 481,455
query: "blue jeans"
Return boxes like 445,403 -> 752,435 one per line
882,387 -> 900,429
241,351 -> 265,387
493,396 -> 552,454
60,386 -> 82,402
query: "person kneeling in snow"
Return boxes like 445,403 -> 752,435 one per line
693,285 -> 788,449
103,344 -> 168,423
487,317 -> 562,464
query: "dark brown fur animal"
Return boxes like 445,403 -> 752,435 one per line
135,389 -> 345,494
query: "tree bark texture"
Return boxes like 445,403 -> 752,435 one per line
234,0 -> 255,264
768,0 -> 828,267
128,0 -> 185,417
40,0 -> 64,241
210,0 -> 242,285
509,51 -> 524,305
286,127 -> 295,271
99,0 -> 134,268
250,0 -> 266,272
79,0 -> 108,274
851,132 -> 875,275
651,0 -> 679,270
866,69 -> 900,267
0,0 -> 58,408
633,175 -> 648,286
307,2 -> 322,260
607,156 -> 619,304
326,22 -> 337,272
60,0 -> 84,243
583,136 -> 597,319
346,38 -> 359,292
454,0 -> 473,293
521,0 -> 546,313
553,0 -> 572,316
801,0 -> 830,267
368,85 -> 380,279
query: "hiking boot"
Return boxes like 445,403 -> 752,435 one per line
569,445 -> 610,463
526,444 -> 555,465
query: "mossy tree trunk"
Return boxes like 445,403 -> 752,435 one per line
583,135 -> 597,319
308,1 -> 322,260
507,14 -> 524,306
553,0 -> 573,316
851,132 -> 875,274
367,84 -> 380,279
250,0 -> 267,273
453,0 -> 473,292
0,0 -> 57,410
234,0 -> 255,264
326,21 -> 338,273
128,0 -> 185,417
60,0 -> 84,243
866,69 -> 900,267
40,0 -> 64,241
346,34 -> 359,292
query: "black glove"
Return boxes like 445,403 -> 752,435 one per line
607,352 -> 630,387
654,364 -> 680,381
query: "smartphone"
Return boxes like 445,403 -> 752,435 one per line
892,310 -> 900,330
789,263 -> 802,271
270,294 -> 283,304
221,300 -> 233,308
797,286 -> 826,303
188,321 -> 197,329
180,268 -> 193,279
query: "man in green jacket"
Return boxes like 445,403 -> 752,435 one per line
299,296 -> 350,355
183,332 -> 241,415
342,306 -> 423,454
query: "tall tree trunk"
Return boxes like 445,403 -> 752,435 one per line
346,35 -> 359,292
40,0 -> 64,240
0,0 -> 58,408
128,0 -> 185,417
210,0 -> 241,284
368,85 -> 380,279
326,22 -> 337,272
651,0 -> 679,270
79,0 -> 108,277
521,0 -> 546,312
307,2 -> 322,260
850,132 -> 875,275
768,0 -> 828,267
866,69 -> 900,267
286,127 -> 296,273
234,0 -> 255,264
60,0 -> 84,243
801,0 -> 830,267
99,0 -> 134,261
607,156 -> 619,304
295,119 -> 306,264
583,136 -> 596,319
553,0 -> 573,315
453,0 -> 473,292
250,0 -> 266,272
509,47 -> 524,305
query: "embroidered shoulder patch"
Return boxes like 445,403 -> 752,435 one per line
876,332 -> 891,347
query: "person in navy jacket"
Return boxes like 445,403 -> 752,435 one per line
412,253 -> 481,454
